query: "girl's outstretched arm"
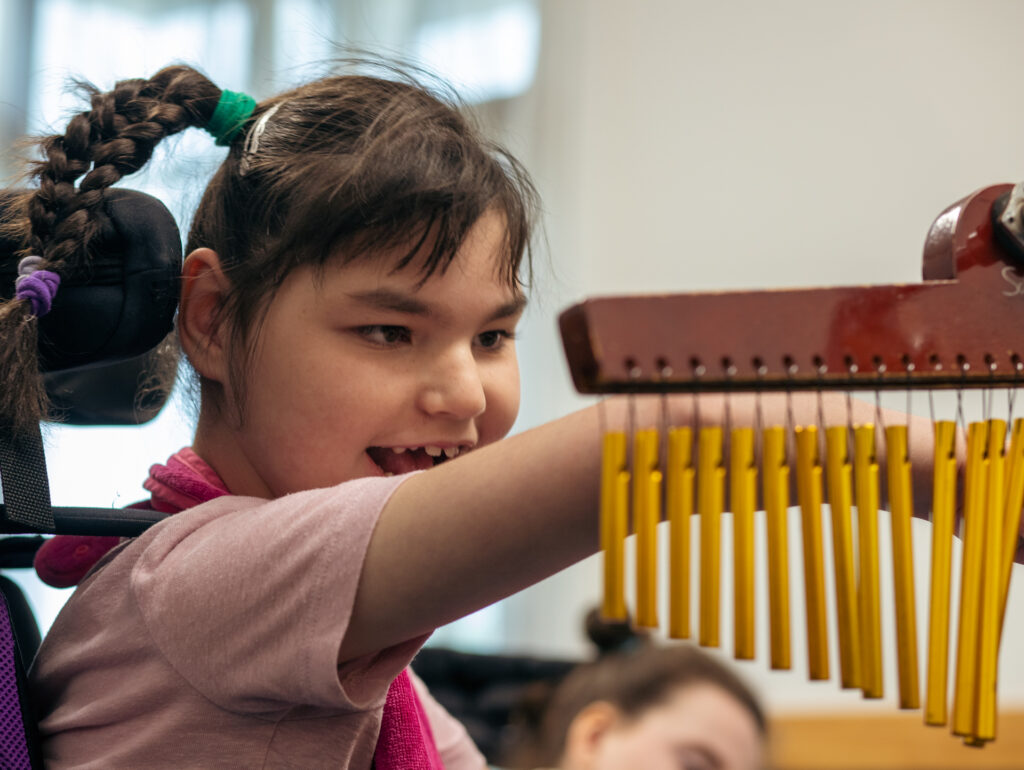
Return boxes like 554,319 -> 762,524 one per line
340,392 -> 938,661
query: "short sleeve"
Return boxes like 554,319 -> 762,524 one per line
130,475 -> 419,715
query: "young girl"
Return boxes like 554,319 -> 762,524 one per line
4,63 -> 936,767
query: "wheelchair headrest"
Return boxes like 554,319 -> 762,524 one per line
0,188 -> 182,372
0,189 -> 183,424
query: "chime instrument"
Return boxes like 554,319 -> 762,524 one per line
559,183 -> 1024,745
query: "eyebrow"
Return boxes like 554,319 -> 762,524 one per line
346,289 -> 527,323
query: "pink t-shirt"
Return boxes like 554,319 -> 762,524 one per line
29,476 -> 485,769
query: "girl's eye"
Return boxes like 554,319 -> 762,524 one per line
358,325 -> 411,346
477,329 -> 514,350
675,748 -> 719,770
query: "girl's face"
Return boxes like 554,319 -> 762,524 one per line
195,210 -> 524,498
577,684 -> 764,770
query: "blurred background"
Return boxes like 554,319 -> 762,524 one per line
3,0 -> 1024,764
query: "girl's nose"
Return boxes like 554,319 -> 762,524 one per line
417,349 -> 487,420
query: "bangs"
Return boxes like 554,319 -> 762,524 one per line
264,141 -> 533,293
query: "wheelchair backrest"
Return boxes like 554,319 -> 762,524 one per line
0,188 -> 184,766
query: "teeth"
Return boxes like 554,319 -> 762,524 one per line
384,445 -> 466,458
384,472 -> 394,477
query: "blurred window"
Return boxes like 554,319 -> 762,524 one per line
415,1 -> 540,103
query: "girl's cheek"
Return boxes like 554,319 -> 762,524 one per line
479,364 -> 520,440
494,389 -> 521,440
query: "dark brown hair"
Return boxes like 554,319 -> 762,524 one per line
1,60 -> 538,431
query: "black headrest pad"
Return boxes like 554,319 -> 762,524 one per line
0,188 -> 182,372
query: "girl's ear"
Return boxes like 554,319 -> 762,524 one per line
179,247 -> 231,385
562,700 -> 620,769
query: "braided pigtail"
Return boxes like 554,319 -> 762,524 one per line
0,279 -> 46,435
1,66 -> 228,435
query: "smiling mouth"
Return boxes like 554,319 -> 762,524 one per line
366,445 -> 466,475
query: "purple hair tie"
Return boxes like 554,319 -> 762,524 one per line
14,256 -> 60,317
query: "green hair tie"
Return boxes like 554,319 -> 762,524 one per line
206,90 -> 257,146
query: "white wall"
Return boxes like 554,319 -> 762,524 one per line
492,0 -> 1024,716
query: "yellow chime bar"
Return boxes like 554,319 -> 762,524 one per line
795,426 -> 829,680
953,422 -> 988,737
698,427 -> 725,647
731,427 -> 757,659
830,425 -> 862,689
599,412 -> 1017,746
763,426 -> 791,669
885,424 -> 921,710
926,420 -> 958,726
1000,418 -> 1024,637
633,428 -> 662,628
668,427 -> 695,639
853,425 -> 882,699
599,431 -> 630,621
975,419 -> 1006,742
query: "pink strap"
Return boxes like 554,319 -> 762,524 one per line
34,447 -> 228,586
374,670 -> 445,769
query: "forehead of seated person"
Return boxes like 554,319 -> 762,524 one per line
562,682 -> 764,770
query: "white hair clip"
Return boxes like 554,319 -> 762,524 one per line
239,102 -> 283,176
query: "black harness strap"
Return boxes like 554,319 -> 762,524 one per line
0,423 -> 55,533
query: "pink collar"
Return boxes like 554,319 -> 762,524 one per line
142,446 -> 229,511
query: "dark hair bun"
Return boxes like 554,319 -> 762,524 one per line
583,607 -> 652,656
